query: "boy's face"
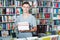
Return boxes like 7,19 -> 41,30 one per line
22,4 -> 30,13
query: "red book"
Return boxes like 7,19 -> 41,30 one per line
56,3 -> 58,8
45,13 -> 50,18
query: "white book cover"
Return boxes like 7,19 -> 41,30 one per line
18,22 -> 29,30
6,8 -> 10,14
54,9 -> 56,14
57,26 -> 60,30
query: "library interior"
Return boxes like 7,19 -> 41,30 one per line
0,0 -> 60,40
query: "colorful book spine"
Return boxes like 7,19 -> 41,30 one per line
3,23 -> 6,30
16,8 -> 20,15
0,24 -> 2,30
44,13 -> 50,18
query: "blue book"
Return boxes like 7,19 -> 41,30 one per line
56,9 -> 58,14
20,7 -> 23,14
58,3 -> 60,8
3,23 -> 6,30
43,1 -> 47,6
3,16 -> 5,21
12,8 -> 15,14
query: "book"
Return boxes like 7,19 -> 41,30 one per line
6,8 -> 10,15
32,0 -> 37,7
54,9 -> 56,14
2,16 -> 7,22
38,25 -> 47,33
0,0 -> 2,7
54,20 -> 60,25
55,3 -> 58,8
6,23 -> 10,30
2,8 -> 6,14
16,8 -> 20,15
44,13 -> 50,18
43,1 -> 47,6
0,24 -> 2,30
18,22 -> 29,30
3,23 -> 6,30
0,16 -> 2,22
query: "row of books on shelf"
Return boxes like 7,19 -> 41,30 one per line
16,0 -> 51,7
0,16 -> 15,22
37,0 -> 52,7
54,3 -> 60,8
0,0 -> 14,7
0,0 -> 37,7
40,19 -> 52,25
37,25 -> 52,33
54,20 -> 60,25
36,19 -> 52,25
54,25 -> 60,31
54,9 -> 60,14
0,8 -> 23,15
53,14 -> 60,19
36,13 -> 51,19
0,23 -> 14,30
32,8 -> 51,14
54,0 -> 60,2
0,8 -> 15,15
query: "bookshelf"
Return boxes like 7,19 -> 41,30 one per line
35,0 -> 53,36
0,0 -> 16,38
53,0 -> 60,35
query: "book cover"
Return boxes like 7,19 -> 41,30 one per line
13,8 -> 15,14
38,25 -> 47,33
2,16 -> 5,22
58,3 -> 60,8
7,23 -> 10,30
5,0 -> 9,6
20,7 -> 23,14
44,13 -> 50,18
54,9 -> 56,14
0,24 -> 2,30
0,16 -> 2,22
6,8 -> 10,15
2,8 -> 6,14
56,9 -> 58,14
10,23 -> 14,30
0,0 -> 2,7
16,8 -> 20,15
55,3 -> 58,8
32,0 -> 37,7
58,15 -> 60,19
18,22 -> 29,30
11,0 -> 14,6
0,8 -> 1,14
3,23 -> 6,30
43,1 -> 47,6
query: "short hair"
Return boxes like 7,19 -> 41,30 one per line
22,2 -> 30,7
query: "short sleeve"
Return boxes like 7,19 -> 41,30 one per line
32,16 -> 37,27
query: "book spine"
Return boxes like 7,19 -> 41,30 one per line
3,23 -> 6,30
